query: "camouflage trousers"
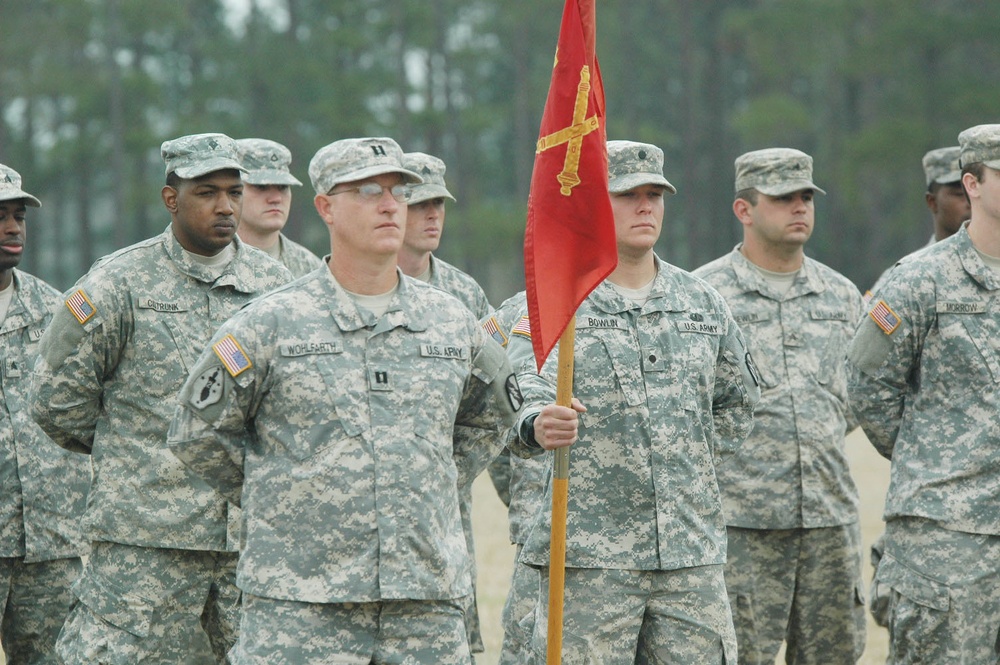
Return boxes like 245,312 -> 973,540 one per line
56,542 -> 239,664
0,555 -> 80,664
518,565 -> 736,664
880,517 -> 1000,664
458,480 -> 484,654
724,524 -> 866,665
498,546 -> 538,665
230,592 -> 472,664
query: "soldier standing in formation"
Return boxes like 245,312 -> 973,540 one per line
848,124 -> 1000,662
30,134 -> 291,663
695,148 -> 866,664
168,137 -> 520,664
504,140 -> 760,663
0,164 -> 90,664
235,138 -> 323,279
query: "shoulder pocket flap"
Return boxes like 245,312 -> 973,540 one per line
72,573 -> 155,637
875,554 -> 949,611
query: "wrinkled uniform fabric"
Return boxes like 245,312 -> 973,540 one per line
847,224 -> 1000,663
30,228 -> 290,663
694,247 -> 866,664
0,270 -> 89,663
508,256 -> 760,663
276,233 -> 322,279
168,268 -> 517,663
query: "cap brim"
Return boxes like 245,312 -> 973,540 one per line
932,170 -> 962,185
243,170 -> 303,186
608,173 -> 677,195
323,165 -> 423,193
0,191 -> 41,207
981,159 -> 1000,171
172,158 -> 247,179
407,183 -> 455,204
755,180 -> 826,196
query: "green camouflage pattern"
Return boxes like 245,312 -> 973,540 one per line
0,270 -> 88,562
879,517 -> 1000,664
307,137 -> 421,195
30,228 -> 291,550
847,225 -> 1000,534
606,140 -> 676,194
509,255 -> 759,570
520,566 -> 736,664
168,268 -> 518,605
0,164 -> 41,207
693,247 -> 863,529
921,146 -> 962,186
56,543 -> 239,665
734,147 -> 826,196
725,525 -> 866,665
161,132 -> 244,179
232,593 -> 471,664
401,152 -> 456,204
958,123 -> 1000,169
276,233 -> 323,279
236,138 -> 303,186
0,555 -> 81,664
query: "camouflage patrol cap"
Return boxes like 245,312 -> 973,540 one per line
607,140 -> 676,194
734,148 -> 826,196
161,133 -> 245,179
922,147 -> 962,187
308,137 -> 422,195
236,138 -> 303,186
0,164 -> 41,207
401,152 -> 455,204
958,124 -> 1000,169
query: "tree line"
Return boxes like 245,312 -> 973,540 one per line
2,0 -> 998,299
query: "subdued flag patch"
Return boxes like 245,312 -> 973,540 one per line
213,334 -> 252,377
482,316 -> 508,347
65,289 -> 96,325
869,300 -> 900,335
511,315 -> 532,339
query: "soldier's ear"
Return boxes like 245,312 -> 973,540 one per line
733,198 -> 752,227
162,186 -> 179,213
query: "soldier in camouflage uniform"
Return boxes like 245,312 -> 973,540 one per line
847,124 -> 1000,663
396,150 -> 494,657
694,148 -> 866,664
505,140 -> 760,664
167,137 -> 520,665
30,134 -> 292,664
236,138 -> 322,278
0,165 -> 89,664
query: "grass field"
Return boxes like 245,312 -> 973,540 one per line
471,427 -> 892,664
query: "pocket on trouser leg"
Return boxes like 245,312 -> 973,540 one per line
877,555 -> 950,665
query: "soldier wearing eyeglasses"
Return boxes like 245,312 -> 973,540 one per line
167,137 -> 521,664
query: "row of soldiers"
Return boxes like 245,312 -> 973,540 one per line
0,122 -> 998,664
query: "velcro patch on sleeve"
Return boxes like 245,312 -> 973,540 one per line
213,334 -> 253,377
481,316 -> 509,347
869,300 -> 901,335
65,289 -> 97,325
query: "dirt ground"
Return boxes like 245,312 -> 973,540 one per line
471,427 -> 892,664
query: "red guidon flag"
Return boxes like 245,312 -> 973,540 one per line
524,0 -> 617,371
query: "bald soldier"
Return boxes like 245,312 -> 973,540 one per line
695,148 -> 866,664
0,164 -> 89,663
168,137 -> 519,664
31,133 -> 291,663
236,138 -> 322,278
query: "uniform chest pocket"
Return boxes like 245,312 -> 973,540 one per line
809,309 -> 854,389
573,326 -> 642,408
935,304 -> 1000,390
732,311 -> 781,390
130,304 -> 197,399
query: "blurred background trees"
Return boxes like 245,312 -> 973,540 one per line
3,0 -> 999,300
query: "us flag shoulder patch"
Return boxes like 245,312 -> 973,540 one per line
65,289 -> 96,325
869,300 -> 900,335
213,334 -> 252,377
482,316 -> 508,347
511,315 -> 531,339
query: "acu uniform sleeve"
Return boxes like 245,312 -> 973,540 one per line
167,323 -> 262,505
711,308 -> 761,464
30,283 -> 123,454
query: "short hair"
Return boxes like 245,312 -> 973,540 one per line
962,162 -> 986,183
166,171 -> 183,188
735,188 -> 759,205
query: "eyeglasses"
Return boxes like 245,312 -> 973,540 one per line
329,183 -> 410,203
